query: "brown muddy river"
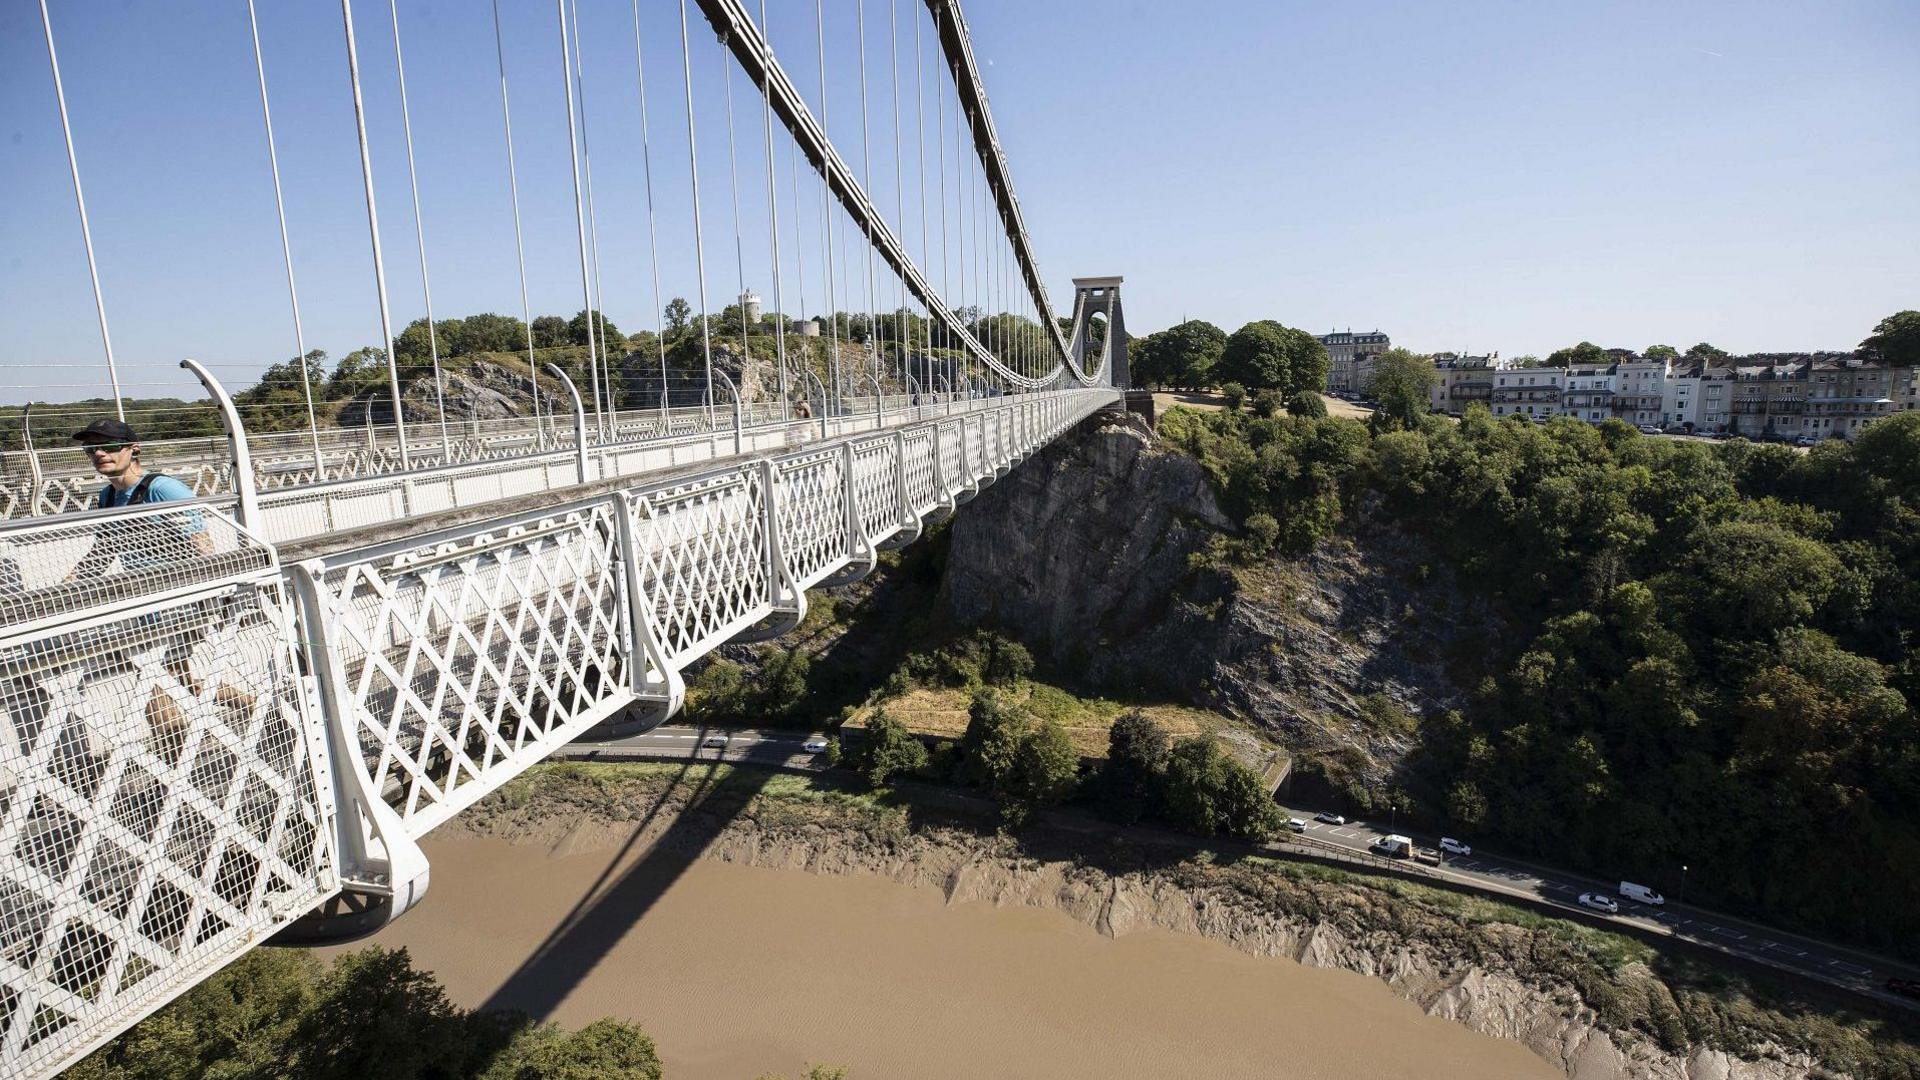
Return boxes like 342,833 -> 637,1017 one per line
342,831 -> 1557,1079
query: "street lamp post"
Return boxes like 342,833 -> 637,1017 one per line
1680,864 -> 1689,904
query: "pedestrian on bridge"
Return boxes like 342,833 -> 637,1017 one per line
73,418 -> 198,512
65,418 -> 245,762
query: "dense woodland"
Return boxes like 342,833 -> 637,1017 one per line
1160,401 -> 1920,957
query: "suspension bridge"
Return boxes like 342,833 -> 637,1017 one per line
0,0 -> 1132,1075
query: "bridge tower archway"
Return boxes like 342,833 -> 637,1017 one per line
1070,276 -> 1128,389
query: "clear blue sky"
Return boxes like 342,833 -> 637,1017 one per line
3,0 -> 1917,406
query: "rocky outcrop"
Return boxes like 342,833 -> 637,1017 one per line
944,414 -> 1501,789
337,357 -> 540,426
456,772 -> 1827,1080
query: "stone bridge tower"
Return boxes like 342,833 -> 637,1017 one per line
1070,276 -> 1128,389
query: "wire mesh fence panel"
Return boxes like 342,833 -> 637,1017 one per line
902,430 -> 938,517
302,500 -> 632,839
773,449 -> 849,591
850,440 -> 901,547
628,470 -> 772,665
0,508 -> 335,1079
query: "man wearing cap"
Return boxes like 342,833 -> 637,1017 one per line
67,418 -> 230,762
72,418 -> 198,510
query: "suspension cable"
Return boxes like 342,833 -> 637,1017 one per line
37,0 -> 124,421
631,0 -> 672,423
815,0 -> 841,414
720,32 -> 751,389
339,0 -> 410,465
557,0 -> 604,438
757,0 -> 789,417
245,0 -> 321,473
889,0 -> 907,391
570,0 -> 613,435
914,4 -> 934,393
492,0 -> 544,449
678,0 -> 716,424
388,0 -> 453,456
857,0 -> 879,383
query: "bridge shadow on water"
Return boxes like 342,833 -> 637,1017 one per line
474,738 -> 773,1022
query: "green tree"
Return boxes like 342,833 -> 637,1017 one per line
531,315 -> 570,348
1859,310 -> 1920,366
293,947 -> 475,1080
1546,341 -> 1608,367
1218,382 -> 1247,410
480,1019 -> 663,1080
1098,711 -> 1169,823
1160,738 -> 1281,840
1644,344 -> 1679,361
1685,341 -> 1730,361
664,298 -> 693,337
1151,319 -> 1228,389
1364,348 -> 1438,432
1218,320 -> 1327,400
570,309 -> 627,352
456,312 -> 530,355
850,709 -> 928,787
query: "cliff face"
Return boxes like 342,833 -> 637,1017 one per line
944,412 -> 1500,788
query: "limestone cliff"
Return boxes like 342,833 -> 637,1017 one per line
944,411 -> 1501,791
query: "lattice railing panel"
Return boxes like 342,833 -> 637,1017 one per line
305,502 -> 630,837
774,449 -> 849,590
937,421 -> 964,494
903,430 -> 938,516
850,441 -> 899,545
0,510 -> 334,1078
629,470 -> 772,664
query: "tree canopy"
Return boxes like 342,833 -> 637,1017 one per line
1363,348 -> 1437,433
1217,320 -> 1328,402
1860,309 -> 1920,366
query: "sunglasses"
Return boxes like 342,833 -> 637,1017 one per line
85,442 -> 131,454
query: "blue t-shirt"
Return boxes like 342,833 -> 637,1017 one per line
100,474 -> 197,508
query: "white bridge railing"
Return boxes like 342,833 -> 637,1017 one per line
0,385 -> 1117,1078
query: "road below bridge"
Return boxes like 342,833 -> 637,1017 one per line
553,726 -> 1920,1013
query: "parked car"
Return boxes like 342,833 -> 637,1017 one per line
700,733 -> 729,748
802,735 -> 829,753
1886,978 -> 1920,1001
1578,892 -> 1620,914
1793,434 -> 1819,447
1438,837 -> 1471,856
1619,881 -> 1665,906
1286,818 -> 1307,833
1637,424 -> 1662,435
1413,848 -> 1442,866
1314,811 -> 1347,825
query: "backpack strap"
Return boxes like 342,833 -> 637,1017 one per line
101,474 -> 161,510
126,474 -> 161,507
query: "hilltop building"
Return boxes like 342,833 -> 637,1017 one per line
1321,329 -> 1391,393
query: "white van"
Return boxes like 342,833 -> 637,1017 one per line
1619,881 -> 1664,906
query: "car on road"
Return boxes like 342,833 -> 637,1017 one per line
1619,881 -> 1665,906
1286,818 -> 1307,833
700,733 -> 729,748
1438,837 -> 1471,856
1578,892 -> 1620,914
802,735 -> 829,753
1637,424 -> 1662,435
1314,811 -> 1347,825
1886,978 -> 1920,1001
1414,848 -> 1442,866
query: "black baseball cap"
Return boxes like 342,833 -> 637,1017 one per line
71,418 -> 139,444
